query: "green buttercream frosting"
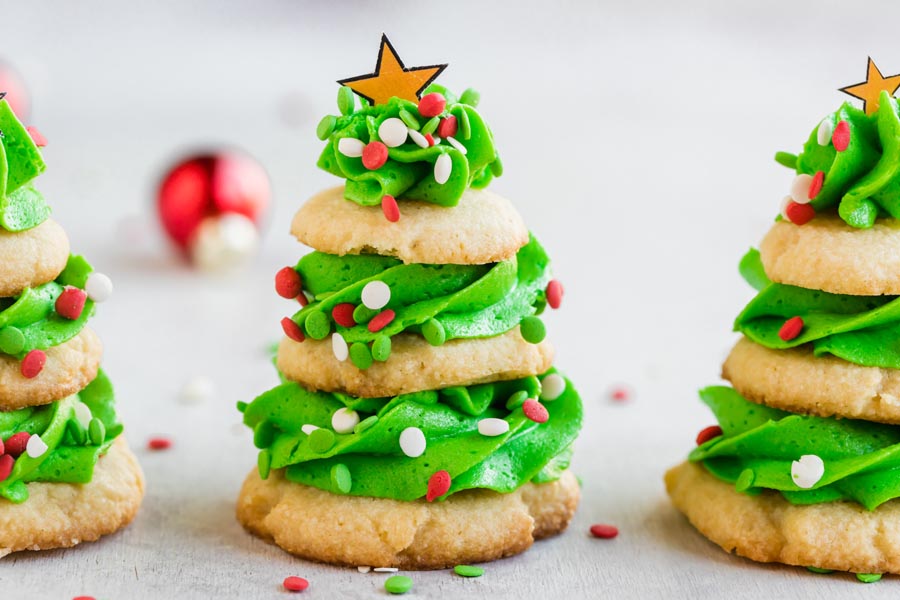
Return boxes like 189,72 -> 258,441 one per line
0,99 -> 50,232
317,84 -> 501,207
0,369 -> 122,503
690,386 -> 900,510
734,248 -> 900,368
780,91 -> 900,229
240,370 -> 581,501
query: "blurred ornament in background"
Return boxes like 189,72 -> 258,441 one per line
0,60 -> 30,120
157,151 -> 270,273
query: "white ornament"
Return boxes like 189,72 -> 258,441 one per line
790,174 -> 814,204
331,407 -> 359,434
180,375 -> 215,405
378,118 -> 408,148
338,137 -> 365,157
191,213 -> 259,273
361,281 -> 391,310
791,454 -> 825,489
73,402 -> 93,429
446,136 -> 467,155
817,118 -> 834,146
399,426 -> 427,457
434,153 -> 452,185
332,333 -> 349,362
301,424 -> 319,435
477,418 -> 510,437
408,129 -> 429,148
540,374 -> 566,401
85,272 -> 113,302
25,434 -> 48,458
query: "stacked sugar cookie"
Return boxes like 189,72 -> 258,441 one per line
667,88 -> 900,580
0,98 -> 143,556
236,41 -> 583,570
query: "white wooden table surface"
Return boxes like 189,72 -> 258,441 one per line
3,1 -> 900,597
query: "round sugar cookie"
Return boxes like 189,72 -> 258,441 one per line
666,460 -> 900,575
0,327 -> 103,411
0,437 -> 145,558
760,215 -> 900,295
0,219 -> 69,297
276,328 -> 554,398
237,467 -> 579,569
291,186 -> 528,265
723,337 -> 900,424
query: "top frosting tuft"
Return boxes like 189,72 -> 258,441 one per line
0,99 -> 50,232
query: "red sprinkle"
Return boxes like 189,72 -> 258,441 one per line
21,350 -> 46,379
297,293 -> 309,307
275,267 -> 302,299
0,455 -> 12,482
0,437 -> 4,455
589,524 -> 619,539
361,141 -> 388,170
418,92 -> 446,118
436,115 -> 458,138
72,597 -> 96,600
695,425 -> 723,446
426,470 -> 451,502
546,279 -> 564,309
281,317 -> 305,343
779,316 -> 805,341
55,286 -> 87,320
5,432 -> 30,458
785,201 -> 815,225
832,120 -> 850,151
808,171 -> 825,200
283,576 -> 309,592
367,309 -> 395,333
26,126 -> 47,147
610,386 -> 631,402
424,132 -> 436,147
381,194 -> 400,222
522,399 -> 549,423
332,303 -> 357,328
148,437 -> 172,451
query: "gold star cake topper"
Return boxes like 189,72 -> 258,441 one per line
338,34 -> 448,106
839,57 -> 900,115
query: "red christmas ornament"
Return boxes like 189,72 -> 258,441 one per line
0,61 -> 30,120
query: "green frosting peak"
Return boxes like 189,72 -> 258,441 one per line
0,99 -> 50,231
316,84 -> 501,207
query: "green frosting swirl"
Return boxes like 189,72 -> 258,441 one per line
734,249 -> 900,368
239,370 -> 581,501
317,85 -> 501,207
779,91 -> 900,229
0,369 -> 122,503
691,386 -> 900,510
0,99 -> 50,232
0,254 -> 95,356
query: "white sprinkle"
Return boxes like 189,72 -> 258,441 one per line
540,374 -> 566,401
408,129 -> 429,148
789,174 -> 814,204
179,375 -> 215,405
780,195 -> 793,220
399,427 -> 426,457
301,424 -> 319,435
432,137 -> 441,145
25,434 -> 48,458
817,118 -> 834,146
374,567 -> 399,573
791,454 -> 825,489
434,153 -> 452,185
332,407 -> 359,434
378,118 -> 408,148
446,136 -> 467,155
338,137 -> 365,157
73,402 -> 92,429
332,332 -> 349,362
84,272 -> 113,302
361,280 -> 391,310
477,418 -> 510,437
357,566 -> 372,574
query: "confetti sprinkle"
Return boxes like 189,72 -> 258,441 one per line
20,349 -> 46,379
179,375 -> 215,405
808,171 -> 825,200
378,117 -> 408,148
545,279 -> 564,309
540,374 -> 566,401
73,402 -> 93,429
477,418 -> 510,437
55,287 -> 87,320
779,316 -> 804,341
331,463 -> 352,493
505,390 -> 528,410
454,565 -> 484,578
316,115 -> 337,140
0,455 -> 13,483
26,126 -> 46,146
434,153 -> 452,184
275,266 -> 302,299
331,407 -> 359,434
332,303 -> 357,328
372,335 -> 392,361
610,386 -> 631,402
421,116 -> 440,136
338,137 -> 365,157
519,316 -> 546,344
362,141 -> 389,170
695,425 -> 723,445
857,573 -> 883,583
0,326 -> 25,354
349,342 -> 373,370
816,118 -> 834,146
374,567 -> 399,573
522,399 -> 549,423
301,424 -> 319,435
381,195 -> 400,222
83,273 -> 113,303
332,333 -> 349,361
589,524 -> 619,539
408,129 -> 429,148
358,566 -> 372,573
367,309 -> 396,333
422,318 -> 446,346
791,454 -> 825,489
283,576 -> 309,592
148,437 -> 173,451
5,432 -> 29,458
281,317 -> 305,343
446,136 -> 467,155
399,427 -> 426,457
418,92 -> 446,118
426,470 -> 451,502
88,418 -> 106,446
25,433 -> 47,458
361,280 -> 391,310
789,174 -> 814,205
437,115 -> 458,138
385,575 -> 413,595
832,120 -> 850,151
424,133 -> 436,147
784,201 -> 815,225
308,428 -> 335,453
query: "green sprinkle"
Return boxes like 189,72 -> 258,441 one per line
67,419 -> 87,445
384,575 -> 413,595
253,420 -> 275,449
454,565 -> 484,578
372,335 -> 392,362
489,155 -> 503,177
305,311 -> 331,340
257,449 -> 271,480
331,463 -> 352,493
236,400 -> 248,413
88,418 -> 106,446
308,428 -> 336,453
857,573 -> 882,583
735,468 -> 755,492
774,151 -> 798,169
350,342 -> 374,370
519,316 -> 546,344
505,390 -> 529,410
459,88 -> 480,107
806,566 -> 833,574
839,196 -> 878,229
317,115 -> 337,140
422,318 -> 446,346
421,116 -> 440,135
458,107 -> 471,140
576,475 -> 583,488
399,109 -> 420,130
353,304 -> 378,324
0,326 -> 25,355
337,86 -> 355,115
354,415 -> 379,434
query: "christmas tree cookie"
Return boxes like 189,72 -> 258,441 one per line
667,59 -> 900,579
0,98 -> 143,556
236,37 -> 582,569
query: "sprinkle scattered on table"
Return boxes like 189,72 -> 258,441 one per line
454,564 -> 484,577
384,575 -> 413,594
590,524 -> 619,539
147,437 -> 173,451
283,576 -> 309,592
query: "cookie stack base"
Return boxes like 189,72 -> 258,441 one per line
237,468 -> 580,569
665,461 -> 900,575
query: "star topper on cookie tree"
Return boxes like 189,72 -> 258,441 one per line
839,56 -> 900,115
